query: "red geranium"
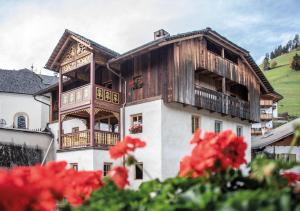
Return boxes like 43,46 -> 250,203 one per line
108,166 -> 129,189
0,161 -> 103,211
109,136 -> 146,160
180,129 -> 247,178
282,172 -> 300,185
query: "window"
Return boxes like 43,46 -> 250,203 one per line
275,154 -> 297,162
72,127 -> 79,133
191,116 -> 200,133
17,116 -> 26,129
0,119 -> 6,128
135,162 -> 143,180
129,75 -> 143,90
236,126 -> 243,137
103,162 -> 112,176
214,121 -> 222,133
70,163 -> 78,171
130,114 -> 143,134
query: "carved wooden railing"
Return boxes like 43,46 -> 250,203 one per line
195,85 -> 250,120
95,130 -> 120,146
61,130 -> 119,149
61,84 -> 91,111
61,130 -> 90,148
95,85 -> 121,105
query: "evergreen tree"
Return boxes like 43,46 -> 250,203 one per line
263,56 -> 270,71
293,34 -> 299,49
290,53 -> 300,71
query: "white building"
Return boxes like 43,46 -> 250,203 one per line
40,28 -> 280,187
0,68 -> 57,167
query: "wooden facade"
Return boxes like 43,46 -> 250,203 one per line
120,37 -> 261,122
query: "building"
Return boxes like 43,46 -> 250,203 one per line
40,28 -> 280,187
0,68 -> 57,167
251,94 -> 282,136
252,118 -> 300,173
0,68 -> 57,130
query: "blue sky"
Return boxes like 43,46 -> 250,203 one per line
0,0 -> 299,75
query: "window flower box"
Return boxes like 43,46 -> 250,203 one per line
129,124 -> 143,134
129,77 -> 143,90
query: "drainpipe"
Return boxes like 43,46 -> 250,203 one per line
106,61 -> 127,167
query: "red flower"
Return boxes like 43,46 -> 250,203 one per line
109,136 -> 146,159
108,166 -> 129,189
282,172 -> 300,185
180,129 -> 247,178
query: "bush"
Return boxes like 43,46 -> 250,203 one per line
290,53 -> 300,71
270,60 -> 278,69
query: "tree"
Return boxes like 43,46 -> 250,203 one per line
290,53 -> 300,71
293,34 -> 299,49
271,60 -> 278,69
263,56 -> 270,71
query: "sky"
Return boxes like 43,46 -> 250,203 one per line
0,0 -> 299,75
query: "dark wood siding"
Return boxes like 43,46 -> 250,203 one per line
120,37 -> 261,122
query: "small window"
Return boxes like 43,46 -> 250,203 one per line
0,119 -> 6,128
129,75 -> 143,90
191,116 -> 200,133
135,162 -> 143,180
130,114 -> 143,134
72,127 -> 79,133
236,126 -> 243,137
17,116 -> 26,129
70,163 -> 78,171
103,162 -> 112,176
214,120 -> 222,133
275,154 -> 297,162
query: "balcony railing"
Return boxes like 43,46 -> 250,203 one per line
260,113 -> 273,120
195,85 -> 250,120
260,100 -> 273,107
60,84 -> 121,111
61,130 -> 119,149
251,129 -> 262,136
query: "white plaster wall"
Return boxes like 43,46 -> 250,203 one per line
161,102 -> 252,179
0,92 -> 50,129
264,146 -> 300,173
0,128 -> 55,162
56,149 -> 121,171
123,100 -> 163,189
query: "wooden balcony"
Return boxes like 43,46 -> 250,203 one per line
61,84 -> 121,112
251,129 -> 262,136
195,85 -> 250,120
260,100 -> 273,107
260,113 -> 272,120
61,130 -> 119,149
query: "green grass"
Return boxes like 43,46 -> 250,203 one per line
261,49 -> 300,116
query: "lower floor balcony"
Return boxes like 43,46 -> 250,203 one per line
195,85 -> 250,120
61,130 -> 120,149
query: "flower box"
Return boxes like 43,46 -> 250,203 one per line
129,77 -> 143,90
129,124 -> 143,134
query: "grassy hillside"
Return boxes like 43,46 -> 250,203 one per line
262,49 -> 300,116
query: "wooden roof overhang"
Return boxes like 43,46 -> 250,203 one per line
45,29 -> 119,72
109,27 -> 280,99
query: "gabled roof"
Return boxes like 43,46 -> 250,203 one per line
0,69 -> 58,95
109,27 -> 277,95
252,117 -> 300,149
45,29 -> 119,71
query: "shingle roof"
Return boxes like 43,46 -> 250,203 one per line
0,69 -> 58,95
252,117 -> 300,149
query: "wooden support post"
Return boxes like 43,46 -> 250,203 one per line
221,48 -> 225,58
222,77 -> 226,114
90,53 -> 95,147
58,69 -> 63,149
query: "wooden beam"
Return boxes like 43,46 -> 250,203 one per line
90,53 -> 95,147
50,37 -> 71,70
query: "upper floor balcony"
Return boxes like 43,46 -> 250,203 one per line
61,84 -> 121,112
260,100 -> 273,107
194,85 -> 250,120
260,113 -> 273,120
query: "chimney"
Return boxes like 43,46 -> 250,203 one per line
154,29 -> 170,40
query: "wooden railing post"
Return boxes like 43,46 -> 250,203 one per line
90,53 -> 95,147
